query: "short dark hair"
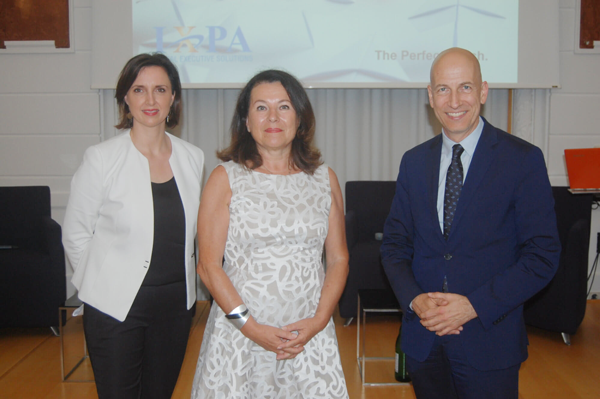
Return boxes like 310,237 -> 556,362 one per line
218,69 -> 322,174
114,53 -> 182,130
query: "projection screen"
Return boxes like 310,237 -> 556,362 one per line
92,0 -> 559,89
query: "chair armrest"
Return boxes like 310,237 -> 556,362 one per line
42,216 -> 67,300
41,217 -> 59,251
345,210 -> 358,250
564,218 -> 591,265
42,217 -> 66,269
562,218 -> 590,294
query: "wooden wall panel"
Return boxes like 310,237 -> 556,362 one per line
0,0 -> 70,48
580,0 -> 600,48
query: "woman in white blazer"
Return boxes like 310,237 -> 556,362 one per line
63,53 -> 204,399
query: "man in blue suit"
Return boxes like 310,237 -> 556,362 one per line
381,47 -> 560,398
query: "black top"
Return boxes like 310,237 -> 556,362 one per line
142,177 -> 186,286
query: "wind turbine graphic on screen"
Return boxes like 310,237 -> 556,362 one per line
409,0 -> 506,47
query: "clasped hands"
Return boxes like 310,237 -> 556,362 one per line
413,292 -> 478,336
241,316 -> 326,360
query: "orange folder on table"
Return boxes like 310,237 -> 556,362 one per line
564,148 -> 600,191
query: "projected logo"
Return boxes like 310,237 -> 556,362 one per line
154,26 -> 250,54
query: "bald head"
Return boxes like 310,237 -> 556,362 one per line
427,47 -> 488,141
430,48 -> 483,86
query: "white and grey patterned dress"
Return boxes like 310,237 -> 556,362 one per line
191,161 -> 348,399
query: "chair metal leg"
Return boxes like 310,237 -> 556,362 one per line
50,326 -> 60,337
343,317 -> 354,327
561,332 -> 571,346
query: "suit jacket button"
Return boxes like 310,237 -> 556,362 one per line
444,254 -> 452,260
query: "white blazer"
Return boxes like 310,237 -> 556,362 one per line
63,131 -> 204,321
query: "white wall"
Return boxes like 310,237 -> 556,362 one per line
551,0 -> 600,295
1,0 -> 599,296
0,0 -> 98,229
0,0 -> 98,297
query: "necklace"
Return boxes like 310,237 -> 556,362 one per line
261,164 -> 290,175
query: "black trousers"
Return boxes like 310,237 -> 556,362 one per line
83,281 -> 193,399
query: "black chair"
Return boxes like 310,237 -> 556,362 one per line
0,186 -> 66,333
338,181 -> 397,323
524,186 -> 593,345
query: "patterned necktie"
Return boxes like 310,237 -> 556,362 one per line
443,144 -> 464,240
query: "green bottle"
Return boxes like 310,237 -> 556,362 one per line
395,324 -> 411,382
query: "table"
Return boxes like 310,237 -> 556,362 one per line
356,289 -> 408,386
59,295 -> 94,382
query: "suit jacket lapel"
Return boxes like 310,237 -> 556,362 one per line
426,135 -> 445,243
168,135 -> 195,225
449,119 -> 499,237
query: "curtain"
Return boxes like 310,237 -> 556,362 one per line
101,87 -> 543,188
100,87 -> 549,299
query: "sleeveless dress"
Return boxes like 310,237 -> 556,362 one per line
192,161 -> 348,399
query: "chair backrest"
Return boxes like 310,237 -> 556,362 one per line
0,186 -> 51,250
552,186 -> 593,248
345,181 -> 396,243
523,186 -> 593,335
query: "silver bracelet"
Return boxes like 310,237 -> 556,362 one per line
225,304 -> 250,330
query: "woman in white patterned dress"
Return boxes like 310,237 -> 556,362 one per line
191,70 -> 349,398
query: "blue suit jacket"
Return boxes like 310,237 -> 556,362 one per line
381,119 -> 560,371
